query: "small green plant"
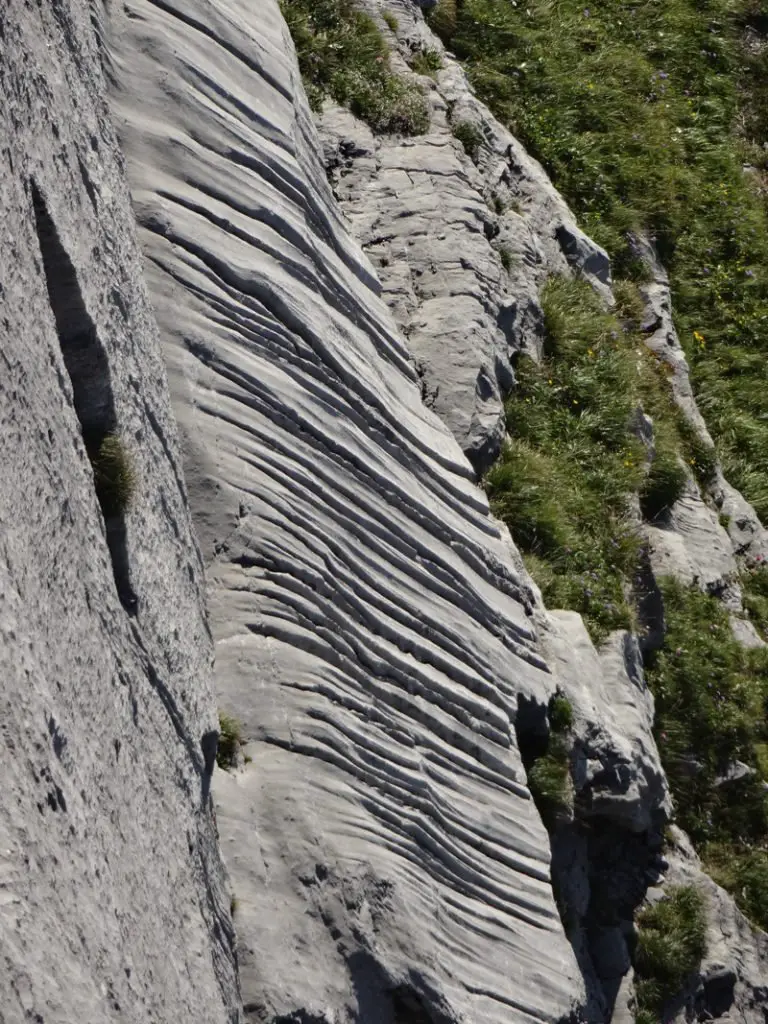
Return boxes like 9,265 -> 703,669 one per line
705,844 -> 768,932
525,694 -> 574,831
381,10 -> 398,32
644,577 -> 768,925
281,0 -> 429,134
634,886 -> 707,1019
743,565 -> 768,640
497,245 -> 516,273
217,712 -> 243,771
492,195 -> 505,215
452,119 -> 484,163
410,48 -> 442,76
527,736 -> 572,830
548,693 -> 574,734
639,445 -> 687,521
425,0 -> 457,42
612,279 -> 645,329
90,433 -> 136,517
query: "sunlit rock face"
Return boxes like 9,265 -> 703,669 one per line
0,2 -> 239,1021
104,0 -> 587,1020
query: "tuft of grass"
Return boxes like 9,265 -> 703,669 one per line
645,578 -> 768,927
425,0 -> 457,42
743,565 -> 768,641
549,693 -> 573,734
705,843 -> 768,932
428,0 -> 768,526
612,279 -> 645,330
410,48 -> 443,76
217,712 -> 243,771
526,693 -> 575,830
639,440 -> 687,521
634,886 -> 707,1019
281,0 -> 429,134
527,735 -> 572,831
381,10 -> 398,33
497,245 -> 516,273
487,278 -> 648,643
90,433 -> 136,518
451,119 -> 484,163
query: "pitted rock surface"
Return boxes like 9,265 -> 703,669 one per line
544,614 -> 670,835
317,0 -> 610,473
0,2 -> 239,1021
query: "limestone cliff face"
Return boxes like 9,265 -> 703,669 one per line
0,2 -> 238,1021
3,1 -> 767,1023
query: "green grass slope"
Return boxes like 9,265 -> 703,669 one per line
430,0 -> 768,520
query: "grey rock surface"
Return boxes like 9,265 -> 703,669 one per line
104,0 -> 588,1021
544,615 -> 669,834
540,615 -> 670,1022
0,2 -> 240,1022
317,0 -> 610,472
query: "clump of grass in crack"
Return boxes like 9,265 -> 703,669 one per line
428,0 -> 768,525
645,577 -> 768,927
526,693 -> 575,830
743,564 -> 768,641
497,245 -> 516,273
280,0 -> 429,135
549,693 -> 574,733
410,48 -> 442,77
705,843 -> 768,933
639,445 -> 687,521
426,0 -> 457,41
451,119 -> 484,162
216,712 -> 244,771
487,277 -> 711,639
486,278 -> 645,643
675,415 -> 718,491
634,886 -> 707,1020
381,10 -> 398,33
528,738 -> 572,830
90,434 -> 136,517
612,278 -> 645,330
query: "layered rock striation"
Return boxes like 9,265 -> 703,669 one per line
101,0 -> 612,1020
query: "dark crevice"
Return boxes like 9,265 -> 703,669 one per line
77,154 -> 99,211
516,694 -> 667,1023
31,181 -> 137,614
